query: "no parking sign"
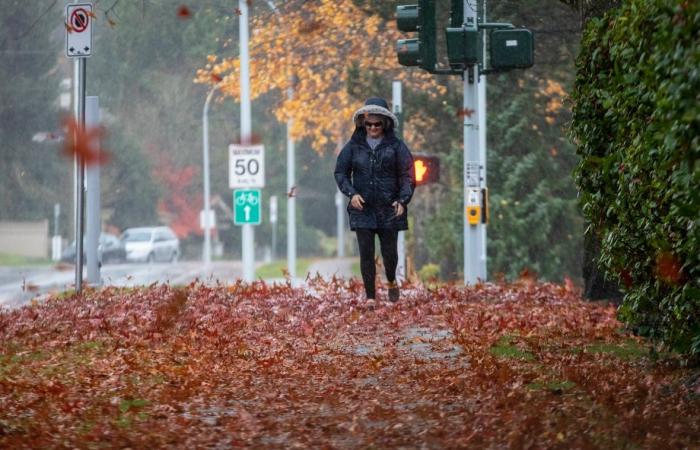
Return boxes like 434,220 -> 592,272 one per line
66,3 -> 93,58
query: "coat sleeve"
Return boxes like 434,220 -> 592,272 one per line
334,143 -> 357,198
397,141 -> 416,206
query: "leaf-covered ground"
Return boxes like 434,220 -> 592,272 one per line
1,278 -> 698,449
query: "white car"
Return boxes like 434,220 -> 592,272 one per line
121,226 -> 180,263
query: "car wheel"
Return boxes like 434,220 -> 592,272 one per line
147,253 -> 155,264
170,251 -> 179,263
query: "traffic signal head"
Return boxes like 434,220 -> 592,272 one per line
413,154 -> 440,185
396,0 -> 436,72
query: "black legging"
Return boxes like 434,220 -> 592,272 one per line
355,228 -> 399,299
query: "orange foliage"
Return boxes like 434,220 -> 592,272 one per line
196,0 -> 447,153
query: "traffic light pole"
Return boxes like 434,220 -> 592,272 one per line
463,0 -> 487,284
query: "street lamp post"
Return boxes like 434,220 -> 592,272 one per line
202,84 -> 221,265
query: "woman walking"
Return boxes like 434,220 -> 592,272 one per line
334,97 -> 415,303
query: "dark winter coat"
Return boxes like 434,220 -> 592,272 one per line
334,127 -> 415,230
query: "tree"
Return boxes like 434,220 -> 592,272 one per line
196,0 -> 446,154
0,1 -> 67,226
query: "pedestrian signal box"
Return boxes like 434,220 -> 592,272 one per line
413,154 -> 440,185
490,29 -> 534,70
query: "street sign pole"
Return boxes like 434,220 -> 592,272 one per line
74,57 -> 86,293
67,1 -> 93,293
239,0 -> 255,282
270,195 -> 278,260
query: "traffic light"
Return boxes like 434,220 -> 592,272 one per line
413,154 -> 440,185
396,0 -> 436,72
445,0 -> 479,70
445,27 -> 479,70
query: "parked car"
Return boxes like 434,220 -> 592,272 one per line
120,226 -> 180,263
60,233 -> 127,265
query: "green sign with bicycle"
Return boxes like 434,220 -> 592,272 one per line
233,189 -> 261,225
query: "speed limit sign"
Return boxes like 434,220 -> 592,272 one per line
229,144 -> 265,188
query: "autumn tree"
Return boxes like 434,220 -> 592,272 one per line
196,0 -> 446,154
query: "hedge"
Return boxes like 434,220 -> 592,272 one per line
570,0 -> 699,355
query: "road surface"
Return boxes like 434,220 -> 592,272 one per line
0,261 -> 243,309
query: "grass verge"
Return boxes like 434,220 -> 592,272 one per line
0,253 -> 52,267
255,258 -> 314,279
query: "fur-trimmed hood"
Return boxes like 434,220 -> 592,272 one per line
352,102 -> 399,129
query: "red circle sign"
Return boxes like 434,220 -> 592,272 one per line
70,8 -> 89,33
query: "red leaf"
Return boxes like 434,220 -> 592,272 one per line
61,116 -> 111,166
177,5 -> 192,18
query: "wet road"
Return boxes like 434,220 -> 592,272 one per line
0,261 -> 244,309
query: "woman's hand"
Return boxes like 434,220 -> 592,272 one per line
392,201 -> 404,217
351,194 -> 365,210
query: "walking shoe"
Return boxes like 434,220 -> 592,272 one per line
387,282 -> 400,302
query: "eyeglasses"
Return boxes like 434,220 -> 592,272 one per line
365,121 -> 383,128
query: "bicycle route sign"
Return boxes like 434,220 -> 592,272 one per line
233,189 -> 261,225
65,3 -> 93,58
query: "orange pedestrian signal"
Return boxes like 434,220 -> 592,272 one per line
413,154 -> 440,185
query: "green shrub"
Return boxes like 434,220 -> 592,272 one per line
570,0 -> 699,355
418,263 -> 440,282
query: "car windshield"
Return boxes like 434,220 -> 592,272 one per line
122,231 -> 151,242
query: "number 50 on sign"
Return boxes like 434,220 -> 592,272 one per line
229,144 -> 265,188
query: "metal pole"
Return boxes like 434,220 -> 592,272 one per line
286,107 -> 296,280
392,80 -> 406,282
52,203 -> 61,261
74,57 -> 86,293
85,96 -> 100,284
202,85 -> 219,265
239,0 -> 255,282
335,191 -> 344,257
463,0 -> 486,284
261,0 -> 296,281
478,0 -> 488,279
270,195 -> 277,259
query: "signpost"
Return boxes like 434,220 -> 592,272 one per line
66,3 -> 93,58
66,2 -> 93,294
234,190 -> 261,225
